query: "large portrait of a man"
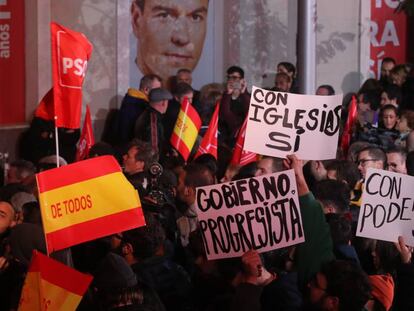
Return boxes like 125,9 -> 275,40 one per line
130,0 -> 209,85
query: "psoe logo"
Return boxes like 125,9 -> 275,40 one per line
57,31 -> 88,89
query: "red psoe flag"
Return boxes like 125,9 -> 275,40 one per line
36,156 -> 145,253
51,22 -> 93,129
18,250 -> 92,311
340,95 -> 358,157
195,102 -> 219,159
230,117 -> 257,166
34,88 -> 54,121
75,105 -> 95,161
170,97 -> 202,161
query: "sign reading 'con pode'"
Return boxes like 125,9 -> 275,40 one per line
244,86 -> 342,160
195,170 -> 304,260
356,168 -> 414,246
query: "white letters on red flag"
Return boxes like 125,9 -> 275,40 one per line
230,117 -> 257,166
51,22 -> 93,129
195,102 -> 219,159
75,105 -> 95,161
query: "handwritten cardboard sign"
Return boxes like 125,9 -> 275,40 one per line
195,169 -> 304,260
244,86 -> 342,160
356,169 -> 414,246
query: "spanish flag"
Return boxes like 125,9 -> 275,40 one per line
19,250 -> 92,311
36,155 -> 145,253
170,97 -> 202,161
195,102 -> 219,159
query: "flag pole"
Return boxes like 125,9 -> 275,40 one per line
54,116 -> 60,168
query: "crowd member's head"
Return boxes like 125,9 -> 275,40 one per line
177,162 -> 215,206
6,160 -> 36,185
233,161 -> 258,180
225,65 -> 247,99
121,214 -> 166,262
131,0 -> 209,83
386,147 -> 407,174
220,163 -> 240,182
372,240 -> 400,275
347,141 -> 371,163
149,88 -> 172,114
326,160 -> 360,190
379,104 -> 399,130
277,61 -> 296,80
316,84 -> 335,96
274,72 -> 292,92
93,253 -> 146,310
139,74 -> 162,96
173,82 -> 194,104
255,156 -> 284,177
359,78 -> 383,95
309,160 -> 334,182
396,110 -> 414,134
390,64 -> 408,87
380,84 -> 401,107
176,68 -> 193,85
308,260 -> 371,311
367,274 -> 394,311
313,180 -> 350,214
37,155 -> 68,171
327,214 -> 353,247
357,146 -> 386,179
380,57 -> 396,81
123,139 -> 155,175
0,201 -> 16,235
88,142 -> 115,158
358,90 -> 381,113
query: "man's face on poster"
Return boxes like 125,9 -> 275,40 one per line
131,0 -> 208,82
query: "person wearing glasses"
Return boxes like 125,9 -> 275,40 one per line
219,65 -> 250,145
350,146 -> 387,220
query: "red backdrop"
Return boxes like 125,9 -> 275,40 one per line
370,0 -> 407,79
0,0 -> 25,124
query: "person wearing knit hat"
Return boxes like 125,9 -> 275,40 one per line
367,274 -> 394,311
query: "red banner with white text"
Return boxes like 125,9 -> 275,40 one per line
0,0 -> 25,124
370,0 -> 407,79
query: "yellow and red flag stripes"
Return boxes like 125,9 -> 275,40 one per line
195,102 -> 219,159
36,156 -> 145,253
170,97 -> 202,161
19,250 -> 92,311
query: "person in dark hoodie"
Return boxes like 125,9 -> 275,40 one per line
92,252 -> 165,311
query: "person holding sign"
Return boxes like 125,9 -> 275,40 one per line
282,155 -> 335,289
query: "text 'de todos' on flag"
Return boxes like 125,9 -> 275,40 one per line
18,250 -> 92,311
36,156 -> 145,253
195,169 -> 305,260
357,168 -> 414,246
244,86 -> 343,160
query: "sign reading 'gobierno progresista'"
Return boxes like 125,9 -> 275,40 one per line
195,170 -> 305,260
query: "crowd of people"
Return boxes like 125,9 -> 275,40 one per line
0,58 -> 413,311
